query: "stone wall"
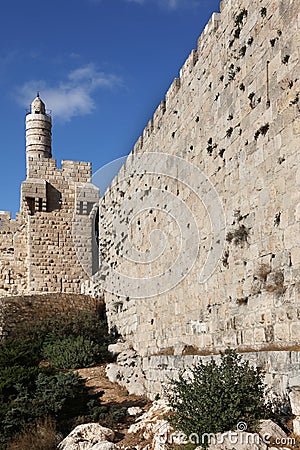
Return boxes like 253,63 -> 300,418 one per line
0,212 -> 27,296
98,0 -> 300,396
0,293 -> 102,338
0,157 -> 99,296
107,349 -> 300,400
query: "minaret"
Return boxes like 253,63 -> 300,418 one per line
26,94 -> 52,176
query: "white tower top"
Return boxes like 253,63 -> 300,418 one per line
26,95 -> 52,170
31,93 -> 46,115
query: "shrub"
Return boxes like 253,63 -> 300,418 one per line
33,371 -> 98,426
0,338 -> 41,368
96,405 -> 128,428
0,370 -> 101,443
0,309 -> 112,445
166,349 -> 268,449
6,417 -> 59,450
11,310 -> 113,364
42,335 -> 97,369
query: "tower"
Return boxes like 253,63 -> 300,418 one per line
25,94 -> 52,177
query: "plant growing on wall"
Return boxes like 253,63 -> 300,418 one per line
226,224 -> 249,246
282,55 -> 290,65
207,138 -> 217,155
226,127 -> 234,138
254,123 -> 269,140
260,7 -> 267,18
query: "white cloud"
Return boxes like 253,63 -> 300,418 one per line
17,64 -> 122,122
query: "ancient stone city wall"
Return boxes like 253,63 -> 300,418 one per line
99,0 -> 300,395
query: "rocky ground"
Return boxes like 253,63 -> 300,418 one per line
57,365 -> 300,450
76,365 -> 153,448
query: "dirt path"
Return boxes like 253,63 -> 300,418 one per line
78,365 -> 148,407
77,365 -> 151,448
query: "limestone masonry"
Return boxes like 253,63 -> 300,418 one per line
95,0 -> 300,397
0,95 -> 99,296
0,0 -> 300,401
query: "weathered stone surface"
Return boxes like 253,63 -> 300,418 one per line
293,418 -> 300,437
106,349 -> 146,396
95,0 -> 300,400
128,400 -> 174,450
127,406 -> 143,416
128,400 -> 171,437
289,387 -> 300,416
88,443 -> 118,450
259,419 -> 287,442
58,423 -> 115,450
195,431 -> 268,450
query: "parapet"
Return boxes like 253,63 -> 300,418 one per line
126,3 -> 223,152
0,211 -> 12,221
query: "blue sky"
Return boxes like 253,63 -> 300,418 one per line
0,0 -> 220,215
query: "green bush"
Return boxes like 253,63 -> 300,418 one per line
0,338 -> 41,368
0,310 -> 113,446
42,335 -> 97,369
33,371 -> 98,425
166,349 -> 267,448
0,369 -> 101,444
11,310 -> 113,364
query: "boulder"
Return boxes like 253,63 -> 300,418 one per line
58,423 -> 115,450
106,351 -> 146,397
128,400 -> 171,436
259,419 -> 287,443
289,387 -> 300,416
89,443 -> 118,450
127,406 -> 143,416
128,400 -> 174,450
195,430 -> 268,450
289,386 -> 300,436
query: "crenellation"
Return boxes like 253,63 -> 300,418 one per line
165,77 -> 181,107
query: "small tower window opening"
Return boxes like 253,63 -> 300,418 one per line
38,198 -> 43,211
79,201 -> 84,215
94,208 -> 99,246
0,219 -> 2,227
26,197 -> 35,215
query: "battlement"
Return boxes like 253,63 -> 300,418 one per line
0,212 -> 12,223
127,0 -> 299,157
